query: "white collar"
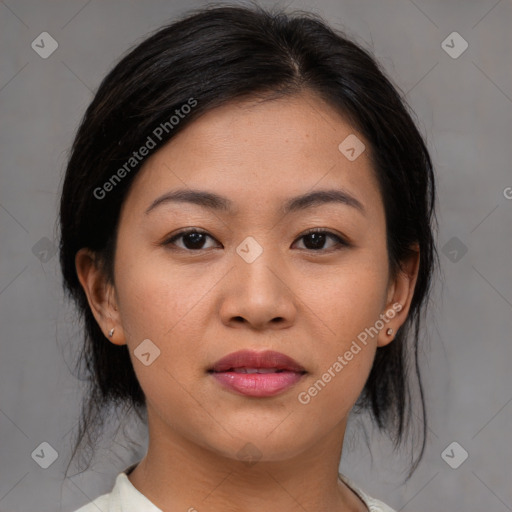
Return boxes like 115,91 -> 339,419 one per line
90,464 -> 396,512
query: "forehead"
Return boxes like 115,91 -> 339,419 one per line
121,91 -> 384,221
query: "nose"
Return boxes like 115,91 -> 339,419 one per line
219,246 -> 297,331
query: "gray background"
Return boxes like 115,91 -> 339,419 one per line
1,0 -> 511,511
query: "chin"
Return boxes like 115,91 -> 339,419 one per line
198,426 -> 315,464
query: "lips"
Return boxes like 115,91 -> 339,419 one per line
209,350 -> 306,373
208,350 -> 306,397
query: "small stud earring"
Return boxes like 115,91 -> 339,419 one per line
108,328 -> 115,337
386,328 -> 393,336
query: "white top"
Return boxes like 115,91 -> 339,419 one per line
72,463 -> 396,512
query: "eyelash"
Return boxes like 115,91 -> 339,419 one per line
162,227 -> 350,253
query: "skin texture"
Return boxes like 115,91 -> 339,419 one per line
76,90 -> 420,512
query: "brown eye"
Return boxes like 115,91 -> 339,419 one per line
164,229 -> 220,251
294,229 -> 349,251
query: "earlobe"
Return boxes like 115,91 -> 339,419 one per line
378,244 -> 420,347
75,248 -> 126,346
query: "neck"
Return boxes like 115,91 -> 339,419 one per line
127,408 -> 367,512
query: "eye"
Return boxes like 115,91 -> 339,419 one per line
162,227 -> 349,252
293,228 -> 349,251
163,229 -> 221,251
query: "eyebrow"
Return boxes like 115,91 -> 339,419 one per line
145,188 -> 366,216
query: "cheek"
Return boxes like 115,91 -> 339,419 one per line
112,247 -> 223,396
113,246 -> 210,341
299,254 -> 390,342
295,293 -> 380,423
112,256 -> 211,418
298,349 -> 375,410
294,255 -> 388,409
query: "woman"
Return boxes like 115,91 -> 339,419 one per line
60,4 -> 439,511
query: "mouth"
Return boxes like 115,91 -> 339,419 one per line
208,350 -> 307,397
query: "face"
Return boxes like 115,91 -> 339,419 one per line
79,91 -> 417,463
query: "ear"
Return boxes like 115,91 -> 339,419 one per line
377,243 -> 420,348
75,248 -> 126,346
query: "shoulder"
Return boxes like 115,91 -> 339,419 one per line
71,492 -> 111,512
339,473 -> 397,512
70,463 -> 162,512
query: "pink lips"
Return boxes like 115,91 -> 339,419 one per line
208,350 -> 306,397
